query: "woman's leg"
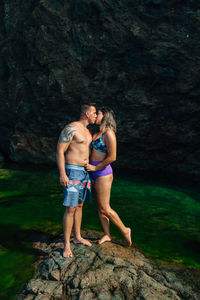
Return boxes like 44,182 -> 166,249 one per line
94,177 -> 111,244
95,189 -> 111,244
94,175 -> 132,246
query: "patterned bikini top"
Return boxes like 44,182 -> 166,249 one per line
91,132 -> 107,153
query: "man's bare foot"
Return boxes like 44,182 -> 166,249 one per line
98,235 -> 112,245
124,228 -> 132,247
63,245 -> 73,258
73,237 -> 92,247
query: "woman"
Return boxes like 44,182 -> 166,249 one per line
85,108 -> 132,246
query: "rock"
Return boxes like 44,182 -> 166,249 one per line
15,229 -> 200,300
0,1 -> 200,176
0,152 -> 4,162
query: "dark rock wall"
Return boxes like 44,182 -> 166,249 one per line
0,0 -> 200,174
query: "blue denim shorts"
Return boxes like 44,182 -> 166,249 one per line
63,164 -> 91,207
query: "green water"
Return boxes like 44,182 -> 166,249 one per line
0,165 -> 200,299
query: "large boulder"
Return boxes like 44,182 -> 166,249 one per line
15,229 -> 200,299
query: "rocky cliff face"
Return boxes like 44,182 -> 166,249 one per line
15,230 -> 200,300
0,0 -> 200,175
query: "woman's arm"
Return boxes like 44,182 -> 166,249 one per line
86,129 -> 116,171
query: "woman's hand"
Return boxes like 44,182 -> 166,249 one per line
85,163 -> 96,171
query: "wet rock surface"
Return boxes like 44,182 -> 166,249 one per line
15,229 -> 200,300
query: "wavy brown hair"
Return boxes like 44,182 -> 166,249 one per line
99,108 -> 117,133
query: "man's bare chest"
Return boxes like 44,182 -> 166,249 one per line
72,131 -> 92,146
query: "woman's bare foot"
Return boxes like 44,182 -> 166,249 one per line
63,245 -> 73,258
73,237 -> 92,247
98,234 -> 112,245
124,228 -> 132,247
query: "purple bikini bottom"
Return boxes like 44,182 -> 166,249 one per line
89,161 -> 113,180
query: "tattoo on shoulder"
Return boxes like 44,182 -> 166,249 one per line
58,125 -> 76,143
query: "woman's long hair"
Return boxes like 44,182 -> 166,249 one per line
99,108 -> 117,133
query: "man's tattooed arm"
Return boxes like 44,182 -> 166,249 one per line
58,125 -> 76,143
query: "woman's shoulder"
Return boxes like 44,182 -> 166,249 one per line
103,128 -> 116,141
104,128 -> 115,134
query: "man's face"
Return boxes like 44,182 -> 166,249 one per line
87,106 -> 97,124
96,110 -> 103,125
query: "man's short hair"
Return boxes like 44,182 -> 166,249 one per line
80,103 -> 96,116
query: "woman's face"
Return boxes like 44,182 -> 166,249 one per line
95,110 -> 103,125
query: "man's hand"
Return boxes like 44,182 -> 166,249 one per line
60,174 -> 70,187
85,163 -> 96,172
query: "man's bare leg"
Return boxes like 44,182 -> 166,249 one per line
63,206 -> 76,257
73,202 -> 92,247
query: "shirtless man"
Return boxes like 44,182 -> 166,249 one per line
56,103 -> 97,257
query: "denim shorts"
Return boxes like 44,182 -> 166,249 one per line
63,164 -> 92,207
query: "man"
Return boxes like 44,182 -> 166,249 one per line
56,103 -> 97,257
